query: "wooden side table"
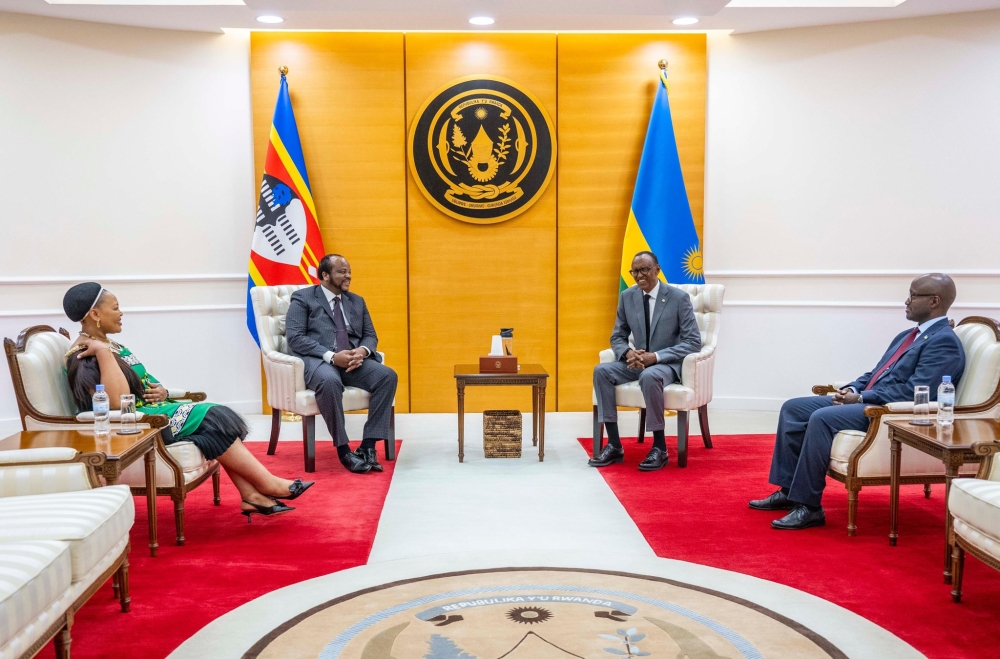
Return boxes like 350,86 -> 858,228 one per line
2,428 -> 160,557
886,418 -> 1000,583
454,364 -> 549,463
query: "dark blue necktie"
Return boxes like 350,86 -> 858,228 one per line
331,296 -> 350,353
643,294 -> 651,352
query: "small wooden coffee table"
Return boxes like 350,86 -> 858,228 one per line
454,364 -> 548,463
887,418 -> 1000,583
1,428 -> 160,557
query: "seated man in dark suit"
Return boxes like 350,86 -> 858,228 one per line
285,254 -> 398,474
590,251 -> 702,471
750,273 -> 965,529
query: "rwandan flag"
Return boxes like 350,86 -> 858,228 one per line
246,70 -> 326,345
619,64 -> 703,291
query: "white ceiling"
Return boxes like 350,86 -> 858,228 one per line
1,0 -> 999,34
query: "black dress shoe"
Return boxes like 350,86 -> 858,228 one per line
771,504 -> 826,530
240,500 -> 294,523
275,478 -> 315,501
638,447 -> 669,471
749,489 -> 795,511
340,451 -> 372,474
355,446 -> 384,472
588,444 -> 625,467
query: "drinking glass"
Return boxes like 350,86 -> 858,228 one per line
911,385 -> 932,426
118,394 -> 140,435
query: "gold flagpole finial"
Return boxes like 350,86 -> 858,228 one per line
658,59 -> 668,70
279,65 -> 288,76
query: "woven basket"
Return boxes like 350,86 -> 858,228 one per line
483,410 -> 522,458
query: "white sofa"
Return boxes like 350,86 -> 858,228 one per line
250,285 -> 395,473
0,448 -> 134,659
592,283 -> 725,468
4,325 -> 221,546
822,316 -> 1000,535
949,440 -> 1000,603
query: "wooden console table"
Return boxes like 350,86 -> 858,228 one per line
454,364 -> 548,463
2,428 -> 160,557
887,418 -> 1000,583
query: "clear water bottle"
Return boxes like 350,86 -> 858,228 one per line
937,376 -> 955,426
93,384 -> 111,437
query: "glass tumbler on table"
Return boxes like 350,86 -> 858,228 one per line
911,385 -> 932,426
119,393 -> 140,434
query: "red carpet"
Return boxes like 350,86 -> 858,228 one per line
580,434 -> 1000,659
38,440 -> 400,659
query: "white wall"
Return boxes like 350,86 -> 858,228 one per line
0,12 -> 259,435
3,10 -> 1000,432
704,9 -> 1000,409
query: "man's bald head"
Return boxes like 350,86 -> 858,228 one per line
905,273 -> 956,323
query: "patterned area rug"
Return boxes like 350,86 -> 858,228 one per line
245,568 -> 848,659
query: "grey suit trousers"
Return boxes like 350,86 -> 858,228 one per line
593,361 -> 678,431
306,358 -> 398,447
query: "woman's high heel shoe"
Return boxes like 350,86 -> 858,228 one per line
241,499 -> 294,523
275,479 -> 315,501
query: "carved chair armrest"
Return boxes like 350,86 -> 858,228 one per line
973,442 -> 1000,479
813,384 -> 837,395
74,411 -> 169,428
0,447 -> 104,466
680,345 -> 716,391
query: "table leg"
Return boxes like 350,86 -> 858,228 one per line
531,385 -> 538,447
538,384 -> 546,462
943,458 -> 960,584
457,382 -> 465,463
889,435 -> 901,547
144,448 -> 158,558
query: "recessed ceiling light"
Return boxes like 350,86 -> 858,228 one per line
256,15 -> 283,24
672,17 -> 699,26
469,16 -> 495,26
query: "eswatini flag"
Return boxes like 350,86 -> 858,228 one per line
246,71 -> 325,345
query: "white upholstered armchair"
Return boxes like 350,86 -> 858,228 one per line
949,438 -> 1000,603
3,326 -> 221,546
592,283 -> 725,467
820,316 -> 1000,535
250,285 -> 396,473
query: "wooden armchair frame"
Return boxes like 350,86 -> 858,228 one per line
4,325 -> 220,547
949,441 -> 1000,603
818,316 -> 1000,535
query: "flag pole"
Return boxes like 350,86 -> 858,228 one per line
279,65 -> 288,76
658,59 -> 668,70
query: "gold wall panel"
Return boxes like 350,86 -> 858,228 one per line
405,33 -> 558,413
557,34 -> 707,411
251,32 -> 410,412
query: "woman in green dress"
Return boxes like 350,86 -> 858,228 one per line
63,282 -> 312,520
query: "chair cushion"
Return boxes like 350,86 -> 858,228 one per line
611,382 -> 698,411
954,518 -> 1000,562
0,449 -> 94,498
15,332 -> 76,418
0,486 -> 134,582
295,387 -> 372,415
954,322 -> 1000,407
0,540 -> 71,652
828,427 -> 979,478
117,441 -> 216,488
950,479 -> 1000,548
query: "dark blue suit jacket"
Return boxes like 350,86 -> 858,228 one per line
847,319 -> 965,405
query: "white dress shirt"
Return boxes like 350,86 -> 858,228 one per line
320,285 -> 371,364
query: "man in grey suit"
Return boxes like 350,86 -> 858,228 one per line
591,251 -> 702,470
285,254 -> 398,474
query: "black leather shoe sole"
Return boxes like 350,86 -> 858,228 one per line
340,459 -> 372,474
749,499 -> 795,511
588,456 -> 624,467
772,515 -> 826,530
638,459 -> 668,471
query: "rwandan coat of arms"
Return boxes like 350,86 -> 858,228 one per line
408,75 -> 556,224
